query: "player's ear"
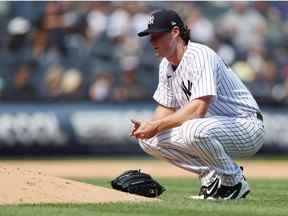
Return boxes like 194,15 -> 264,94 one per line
170,26 -> 180,39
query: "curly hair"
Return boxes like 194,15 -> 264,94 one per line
179,25 -> 190,45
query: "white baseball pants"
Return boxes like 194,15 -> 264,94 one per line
139,115 -> 264,186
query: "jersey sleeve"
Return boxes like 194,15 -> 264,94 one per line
189,49 -> 218,101
153,60 -> 179,108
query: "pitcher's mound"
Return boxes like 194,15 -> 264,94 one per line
0,167 -> 158,205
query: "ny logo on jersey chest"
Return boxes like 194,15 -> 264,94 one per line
181,80 -> 192,101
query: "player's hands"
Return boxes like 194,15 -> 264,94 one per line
130,119 -> 141,137
130,119 -> 159,139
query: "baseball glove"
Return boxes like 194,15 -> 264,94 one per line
111,169 -> 166,198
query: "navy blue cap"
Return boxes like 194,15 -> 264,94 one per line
138,9 -> 185,37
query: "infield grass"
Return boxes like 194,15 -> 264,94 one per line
0,178 -> 287,216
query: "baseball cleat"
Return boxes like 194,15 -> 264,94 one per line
189,166 -> 250,200
189,176 -> 221,200
210,178 -> 250,200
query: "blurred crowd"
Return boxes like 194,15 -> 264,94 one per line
0,1 -> 287,104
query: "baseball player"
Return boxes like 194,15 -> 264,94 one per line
131,9 -> 265,200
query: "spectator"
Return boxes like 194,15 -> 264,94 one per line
86,2 -> 109,39
61,68 -> 84,100
217,2 -> 267,51
113,57 -> 148,101
232,60 -> 256,82
2,62 -> 37,100
42,64 -> 63,99
89,72 -> 113,101
7,17 -> 31,53
187,6 -> 215,44
33,2 -> 67,59
0,1 -> 287,104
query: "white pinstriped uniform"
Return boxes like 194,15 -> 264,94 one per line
139,42 -> 264,186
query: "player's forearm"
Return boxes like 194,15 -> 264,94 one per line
151,105 -> 176,121
153,98 -> 210,132
153,104 -> 198,132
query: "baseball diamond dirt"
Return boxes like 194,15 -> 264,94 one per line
0,166 -> 158,205
0,159 -> 287,205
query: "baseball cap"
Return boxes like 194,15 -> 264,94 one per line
137,9 -> 184,37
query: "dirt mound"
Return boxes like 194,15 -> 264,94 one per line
0,166 -> 157,205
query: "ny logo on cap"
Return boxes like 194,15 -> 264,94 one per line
148,15 -> 155,25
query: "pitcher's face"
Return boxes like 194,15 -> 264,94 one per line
149,31 -> 177,58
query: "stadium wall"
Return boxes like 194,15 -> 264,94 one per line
0,102 -> 286,155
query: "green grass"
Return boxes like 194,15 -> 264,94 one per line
0,178 -> 287,216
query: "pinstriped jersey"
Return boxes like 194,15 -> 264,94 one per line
153,41 -> 260,117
